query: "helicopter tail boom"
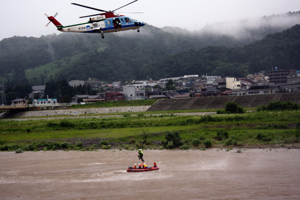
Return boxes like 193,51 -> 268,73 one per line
45,13 -> 63,28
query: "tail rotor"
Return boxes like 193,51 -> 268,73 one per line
45,12 -> 58,27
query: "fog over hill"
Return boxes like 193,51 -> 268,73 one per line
161,11 -> 300,47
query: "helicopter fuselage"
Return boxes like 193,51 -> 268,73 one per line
56,16 -> 145,36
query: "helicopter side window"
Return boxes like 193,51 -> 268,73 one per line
120,18 -> 124,23
125,18 -> 131,23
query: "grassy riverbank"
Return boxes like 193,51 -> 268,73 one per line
1,110 -> 299,151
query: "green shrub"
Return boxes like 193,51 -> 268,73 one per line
100,141 -> 108,145
216,129 -> 229,141
102,145 -> 111,149
60,119 -> 75,128
257,133 -> 273,142
123,113 -> 131,117
61,142 -> 70,149
47,121 -> 59,127
15,148 -> 23,153
199,115 -> 214,122
163,131 -> 182,149
203,139 -> 212,148
76,142 -> 83,148
180,144 -> 190,150
166,141 -> 174,149
257,101 -> 299,111
0,144 -> 10,151
192,139 -> 201,146
225,102 -> 245,114
224,137 -> 237,146
216,110 -> 226,114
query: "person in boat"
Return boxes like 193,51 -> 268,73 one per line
138,149 -> 144,162
144,163 -> 148,169
139,163 -> 143,169
153,162 -> 157,167
133,164 -> 137,169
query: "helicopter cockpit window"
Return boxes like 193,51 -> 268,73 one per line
125,18 -> 131,22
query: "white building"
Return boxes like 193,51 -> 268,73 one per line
122,85 -> 147,101
226,77 -> 241,89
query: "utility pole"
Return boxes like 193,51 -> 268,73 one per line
1,86 -> 7,106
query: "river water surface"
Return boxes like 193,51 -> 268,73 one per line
0,149 -> 300,199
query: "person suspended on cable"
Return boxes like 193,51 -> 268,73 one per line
138,149 -> 144,162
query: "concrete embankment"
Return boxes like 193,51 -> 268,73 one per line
147,93 -> 300,111
8,106 -> 151,118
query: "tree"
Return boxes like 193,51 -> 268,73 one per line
166,79 -> 176,90
225,102 -> 245,114
44,80 -> 75,103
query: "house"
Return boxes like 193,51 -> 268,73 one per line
122,85 -> 147,100
203,75 -> 221,84
72,95 -> 105,103
246,85 -> 278,95
112,82 -> 121,88
30,85 -> 45,99
85,78 -> 103,91
213,77 -> 226,90
200,87 -> 221,96
278,84 -> 300,93
11,99 -> 27,106
105,92 -> 125,101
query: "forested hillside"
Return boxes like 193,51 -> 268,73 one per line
140,25 -> 300,79
0,11 -> 299,87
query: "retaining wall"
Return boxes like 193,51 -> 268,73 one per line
147,93 -> 300,111
13,106 -> 151,118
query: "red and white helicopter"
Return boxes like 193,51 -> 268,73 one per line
45,0 -> 145,38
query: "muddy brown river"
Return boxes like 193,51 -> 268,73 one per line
1,149 -> 300,200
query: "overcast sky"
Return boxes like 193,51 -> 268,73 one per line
1,0 -> 300,41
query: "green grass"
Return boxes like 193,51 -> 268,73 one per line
0,125 -> 197,142
0,110 -> 299,151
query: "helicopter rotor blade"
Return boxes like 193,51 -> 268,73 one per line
112,0 -> 138,12
71,3 -> 108,13
79,13 -> 104,18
